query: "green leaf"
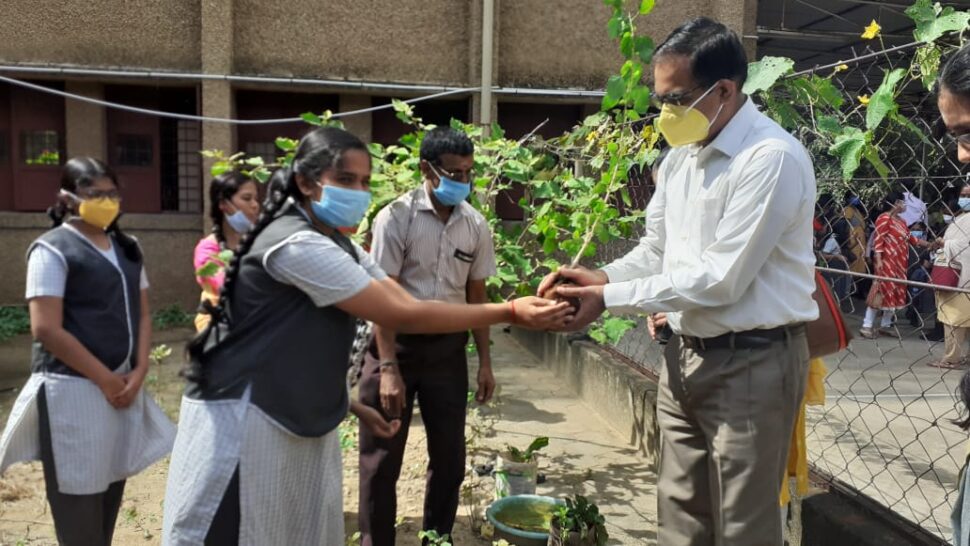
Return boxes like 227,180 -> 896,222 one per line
210,161 -> 231,177
602,75 -> 625,110
620,32 -> 633,58
634,36 -> 655,64
890,111 -> 931,145
195,262 -> 220,278
828,128 -> 867,180
862,144 -> 890,180
915,44 -> 943,90
301,112 -> 323,126
607,15 -> 622,39
816,114 -> 841,136
865,68 -> 906,131
905,0 -> 970,43
639,0 -> 655,14
275,137 -> 297,152
629,85 -> 651,114
742,56 -> 794,95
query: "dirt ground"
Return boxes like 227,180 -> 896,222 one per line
0,335 -> 496,546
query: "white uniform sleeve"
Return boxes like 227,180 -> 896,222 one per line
26,244 -> 68,299
264,232 -> 381,308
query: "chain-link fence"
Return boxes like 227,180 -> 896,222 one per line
597,40 -> 970,542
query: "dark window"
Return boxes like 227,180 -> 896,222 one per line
21,130 -> 61,166
116,134 -> 153,166
244,141 -> 276,166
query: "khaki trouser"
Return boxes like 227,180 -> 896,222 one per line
944,323 -> 970,365
657,329 -> 809,546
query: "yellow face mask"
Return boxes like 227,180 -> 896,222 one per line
656,83 -> 723,147
63,190 -> 121,230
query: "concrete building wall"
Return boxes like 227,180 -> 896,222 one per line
0,213 -> 202,311
233,0 -> 474,84
0,1 -> 201,70
498,0 -> 748,89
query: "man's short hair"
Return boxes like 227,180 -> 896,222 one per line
655,17 -> 748,89
420,127 -> 474,164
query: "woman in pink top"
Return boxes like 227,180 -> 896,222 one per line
193,171 -> 260,331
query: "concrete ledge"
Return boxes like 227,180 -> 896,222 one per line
0,211 -> 203,231
510,327 -> 661,469
802,490 -> 948,546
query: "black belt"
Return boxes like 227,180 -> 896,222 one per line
680,324 -> 805,351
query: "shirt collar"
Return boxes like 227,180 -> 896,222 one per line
706,97 -> 758,159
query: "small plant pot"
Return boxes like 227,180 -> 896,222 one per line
494,454 -> 538,499
548,520 -> 602,546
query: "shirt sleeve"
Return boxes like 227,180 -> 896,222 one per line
603,149 -> 809,314
353,242 -> 388,281
140,267 -> 150,290
371,205 -> 405,277
193,237 -> 225,294
469,221 -> 497,281
264,232 -> 379,308
600,170 -> 667,283
26,244 -> 68,299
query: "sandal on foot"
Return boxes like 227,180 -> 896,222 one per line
860,327 -> 878,340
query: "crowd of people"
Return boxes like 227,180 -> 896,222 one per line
3,13 -> 970,546
813,181 -> 970,368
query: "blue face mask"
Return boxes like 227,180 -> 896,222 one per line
311,184 -> 371,228
961,197 -> 970,212
225,208 -> 254,234
911,230 -> 924,239
430,165 -> 471,207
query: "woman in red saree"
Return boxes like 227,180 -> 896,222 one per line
862,191 -> 933,338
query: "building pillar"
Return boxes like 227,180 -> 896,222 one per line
338,94 -> 373,143
65,82 -> 106,161
469,0 -> 499,127
713,0 -> 758,58
200,0 -> 234,233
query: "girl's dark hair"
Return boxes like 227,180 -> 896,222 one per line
184,126 -> 369,383
655,17 -> 748,88
883,190 -> 905,212
209,171 -> 254,244
50,157 -> 142,263
938,44 -> 970,98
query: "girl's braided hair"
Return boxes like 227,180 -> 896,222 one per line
183,126 -> 369,383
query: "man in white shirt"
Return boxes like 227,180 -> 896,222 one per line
543,17 -> 818,546
900,179 -> 928,228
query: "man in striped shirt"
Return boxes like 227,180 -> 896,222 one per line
358,127 -> 497,546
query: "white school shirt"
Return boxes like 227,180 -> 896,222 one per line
600,98 -> 819,338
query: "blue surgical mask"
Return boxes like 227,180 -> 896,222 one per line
311,184 -> 371,228
430,165 -> 471,207
225,208 -> 254,234
911,230 -> 924,239
961,197 -> 970,212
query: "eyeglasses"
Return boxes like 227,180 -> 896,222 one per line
651,85 -> 705,108
79,189 -> 122,200
430,163 -> 472,183
948,132 -> 970,147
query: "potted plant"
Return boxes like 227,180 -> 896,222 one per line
549,495 -> 608,546
495,436 -> 549,498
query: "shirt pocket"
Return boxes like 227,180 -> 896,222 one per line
689,198 -> 724,251
443,238 -> 474,291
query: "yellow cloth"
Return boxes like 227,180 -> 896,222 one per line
781,358 -> 827,506
844,206 -> 868,274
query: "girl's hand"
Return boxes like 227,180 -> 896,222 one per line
112,369 -> 147,409
96,373 -> 127,409
511,297 -> 574,330
351,401 -> 402,439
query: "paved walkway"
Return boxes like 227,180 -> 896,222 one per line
478,329 -> 658,545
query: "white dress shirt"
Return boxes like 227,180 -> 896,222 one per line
601,98 -> 819,338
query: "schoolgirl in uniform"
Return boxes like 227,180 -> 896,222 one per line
0,157 -> 176,545
193,172 -> 260,331
162,127 -> 571,545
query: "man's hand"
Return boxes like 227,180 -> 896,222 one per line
511,297 -> 575,330
97,372 -> 127,409
550,284 -> 607,331
379,365 -> 406,418
351,401 -> 402,439
537,266 -> 609,298
476,361 -> 496,404
647,313 -> 668,340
